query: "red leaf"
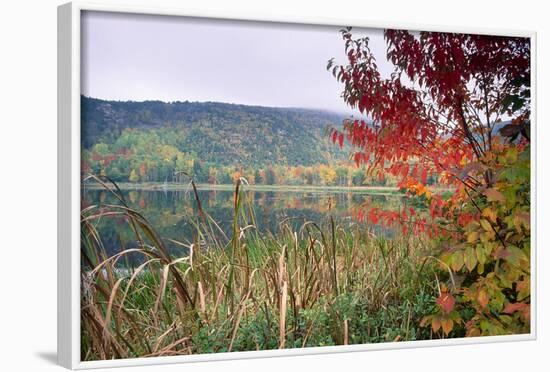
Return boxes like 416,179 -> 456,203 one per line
503,302 -> 528,314
354,152 -> 361,166
421,167 -> 428,184
368,208 -> 379,225
332,130 -> 338,144
436,292 -> 455,314
484,188 -> 506,203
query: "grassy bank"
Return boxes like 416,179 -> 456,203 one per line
81,176 -> 440,360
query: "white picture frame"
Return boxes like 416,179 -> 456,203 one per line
57,1 -> 537,369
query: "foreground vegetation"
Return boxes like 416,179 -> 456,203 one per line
81,176 -> 443,360
80,27 -> 531,362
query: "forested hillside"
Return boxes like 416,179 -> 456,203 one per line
82,96 -> 348,170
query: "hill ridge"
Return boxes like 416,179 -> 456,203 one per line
81,96 -> 349,182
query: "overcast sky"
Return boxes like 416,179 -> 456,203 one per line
81,11 -> 392,114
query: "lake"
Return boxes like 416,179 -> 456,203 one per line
82,186 -> 406,256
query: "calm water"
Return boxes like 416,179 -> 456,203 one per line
82,187 -> 406,256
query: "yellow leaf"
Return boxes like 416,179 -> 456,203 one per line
486,229 -> 496,240
432,317 -> 441,333
482,208 -> 497,223
477,289 -> 489,309
441,318 -> 453,335
467,231 -> 479,244
480,219 -> 493,232
467,327 -> 481,337
477,262 -> 485,275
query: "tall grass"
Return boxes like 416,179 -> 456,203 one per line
80,175 -> 439,361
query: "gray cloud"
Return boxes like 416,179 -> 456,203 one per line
81,11 -> 392,114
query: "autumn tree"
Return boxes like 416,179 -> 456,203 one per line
319,164 -> 337,185
329,28 -> 531,336
129,169 -> 139,183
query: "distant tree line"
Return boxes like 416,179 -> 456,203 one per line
82,137 -> 394,187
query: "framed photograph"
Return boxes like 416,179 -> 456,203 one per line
58,1 -> 536,369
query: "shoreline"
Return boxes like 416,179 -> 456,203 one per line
82,182 -> 454,195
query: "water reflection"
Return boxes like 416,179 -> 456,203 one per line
82,187 -> 405,257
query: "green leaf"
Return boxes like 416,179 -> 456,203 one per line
504,246 -> 528,267
475,245 -> 486,265
450,251 -> 464,272
464,247 -> 477,272
497,273 -> 513,289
